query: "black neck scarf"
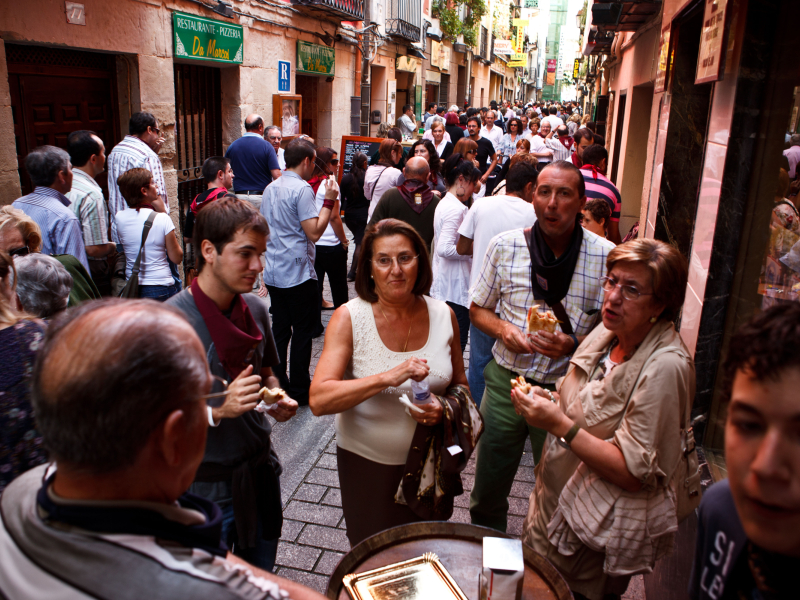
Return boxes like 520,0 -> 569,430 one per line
528,219 -> 583,305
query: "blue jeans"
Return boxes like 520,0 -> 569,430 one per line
138,281 -> 181,302
220,503 -> 279,572
467,323 -> 496,407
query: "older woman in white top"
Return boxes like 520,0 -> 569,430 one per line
310,218 -> 468,546
364,139 -> 403,221
430,154 -> 481,352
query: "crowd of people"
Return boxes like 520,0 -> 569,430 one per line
0,100 -> 796,600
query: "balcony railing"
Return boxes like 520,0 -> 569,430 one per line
291,0 -> 364,22
385,0 -> 422,42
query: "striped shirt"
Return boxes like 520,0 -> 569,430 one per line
12,187 -> 90,272
545,137 -> 575,162
470,228 -> 610,383
106,135 -> 168,220
580,166 -> 622,222
66,169 -> 111,259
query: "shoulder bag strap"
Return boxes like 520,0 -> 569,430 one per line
369,166 -> 391,199
523,227 -> 575,335
130,211 -> 157,279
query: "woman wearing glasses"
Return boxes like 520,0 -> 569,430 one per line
511,239 -> 695,600
309,218 -> 468,545
365,139 -> 403,222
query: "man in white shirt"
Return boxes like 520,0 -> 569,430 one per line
266,126 -> 286,170
542,106 -> 565,131
456,155 -> 538,405
480,110 -> 503,154
397,105 -> 417,138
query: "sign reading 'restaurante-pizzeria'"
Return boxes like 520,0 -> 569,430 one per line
173,11 -> 244,64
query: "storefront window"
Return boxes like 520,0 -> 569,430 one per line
759,86 -> 800,308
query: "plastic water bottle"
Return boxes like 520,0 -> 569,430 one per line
410,378 -> 432,406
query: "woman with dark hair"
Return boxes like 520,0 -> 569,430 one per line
445,112 -> 465,144
313,148 -> 349,322
398,140 -> 447,197
309,219 -> 470,546
515,239 -> 695,600
499,118 -> 524,162
431,154 -> 481,352
365,138 -> 403,221
342,152 -> 369,281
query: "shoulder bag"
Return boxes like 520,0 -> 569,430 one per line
119,211 -> 157,299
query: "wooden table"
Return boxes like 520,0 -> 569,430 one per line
327,522 -> 573,600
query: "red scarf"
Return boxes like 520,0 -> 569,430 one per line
135,203 -> 155,213
558,136 -> 575,151
538,132 -> 547,138
571,153 -> 583,168
190,187 -> 227,216
308,175 -> 324,195
190,278 -> 263,380
396,179 -> 434,214
581,165 -> 601,181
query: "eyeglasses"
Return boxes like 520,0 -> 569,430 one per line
373,254 -> 419,269
198,375 -> 230,408
8,246 -> 29,257
599,276 -> 654,301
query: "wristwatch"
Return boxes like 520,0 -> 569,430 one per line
559,423 -> 581,448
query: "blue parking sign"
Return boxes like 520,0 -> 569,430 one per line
278,61 -> 290,92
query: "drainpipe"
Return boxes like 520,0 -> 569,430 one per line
360,0 -> 372,136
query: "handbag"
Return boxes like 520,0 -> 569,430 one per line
119,211 -> 157,299
615,346 -> 702,523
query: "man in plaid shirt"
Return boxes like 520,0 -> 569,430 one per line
468,160 -> 612,533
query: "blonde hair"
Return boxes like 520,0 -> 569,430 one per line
0,251 -> 31,328
606,239 -> 688,321
0,206 -> 43,253
581,114 -> 592,125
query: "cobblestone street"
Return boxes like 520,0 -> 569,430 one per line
265,242 -> 644,598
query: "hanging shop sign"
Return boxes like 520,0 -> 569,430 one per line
512,19 -> 528,53
396,56 -> 420,72
695,0 -> 732,84
430,41 -> 451,70
493,40 -> 514,55
573,58 -> 581,80
173,11 -> 244,64
508,53 -> 526,68
297,41 -> 335,77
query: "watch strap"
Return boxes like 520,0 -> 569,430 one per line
563,423 -> 581,446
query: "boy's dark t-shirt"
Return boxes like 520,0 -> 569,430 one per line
475,137 -> 496,174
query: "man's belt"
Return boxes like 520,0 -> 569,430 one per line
235,190 -> 263,195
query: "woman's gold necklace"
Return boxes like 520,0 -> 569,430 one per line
378,299 -> 414,352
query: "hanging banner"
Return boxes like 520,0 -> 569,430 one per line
512,18 -> 528,53
296,40 -> 335,77
573,58 -> 581,80
173,11 -> 243,64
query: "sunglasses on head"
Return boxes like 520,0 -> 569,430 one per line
8,246 -> 29,257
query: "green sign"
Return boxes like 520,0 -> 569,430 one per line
296,41 -> 335,77
173,11 -> 243,64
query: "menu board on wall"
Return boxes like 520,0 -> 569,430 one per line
695,0 -> 730,84
337,136 -> 383,182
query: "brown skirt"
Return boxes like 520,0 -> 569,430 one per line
337,446 -> 424,547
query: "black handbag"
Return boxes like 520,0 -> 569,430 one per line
119,212 -> 157,299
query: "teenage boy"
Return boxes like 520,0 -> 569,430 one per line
690,303 -> 800,600
168,197 -> 298,572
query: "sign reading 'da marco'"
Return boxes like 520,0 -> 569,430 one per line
173,11 -> 243,64
297,41 -> 335,77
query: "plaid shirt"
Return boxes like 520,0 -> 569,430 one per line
545,137 -> 575,162
470,228 -> 610,383
66,169 -> 111,258
106,136 -> 168,221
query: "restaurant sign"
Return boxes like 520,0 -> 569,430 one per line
297,41 -> 335,77
173,11 -> 243,64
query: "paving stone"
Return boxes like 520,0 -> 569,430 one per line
298,524 -> 351,552
507,515 -> 524,537
519,451 -> 535,467
449,507 -> 471,524
461,473 -> 475,489
315,453 -> 337,470
305,467 -> 340,488
283,500 -> 343,526
453,491 -> 470,509
275,542 -> 322,571
508,496 -> 530,517
463,459 -> 476,475
280,519 -> 305,542
321,487 -> 342,507
293,484 -> 326,503
509,480 -> 535,499
325,439 -> 337,454
276,567 -> 329,594
314,551 -> 345,576
338,517 -> 347,530
516,465 -> 535,483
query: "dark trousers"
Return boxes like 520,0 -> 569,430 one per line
266,279 -> 318,404
315,243 -> 349,310
446,301 -> 470,353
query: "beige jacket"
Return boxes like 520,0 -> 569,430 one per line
522,320 -> 695,600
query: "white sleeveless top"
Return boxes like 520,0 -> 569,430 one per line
336,296 -> 454,465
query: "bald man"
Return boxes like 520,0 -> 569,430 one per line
225,114 -> 282,212
368,156 -> 440,251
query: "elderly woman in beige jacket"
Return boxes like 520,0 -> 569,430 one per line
511,239 -> 695,600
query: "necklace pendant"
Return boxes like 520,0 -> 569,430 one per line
414,193 -> 422,205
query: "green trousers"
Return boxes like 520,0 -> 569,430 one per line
469,359 -> 555,532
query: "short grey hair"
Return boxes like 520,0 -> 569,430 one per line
791,134 -> 800,147
430,116 -> 445,129
15,254 -> 72,318
25,146 -> 71,188
265,125 -> 282,137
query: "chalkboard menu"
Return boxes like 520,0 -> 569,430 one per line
338,136 -> 383,182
